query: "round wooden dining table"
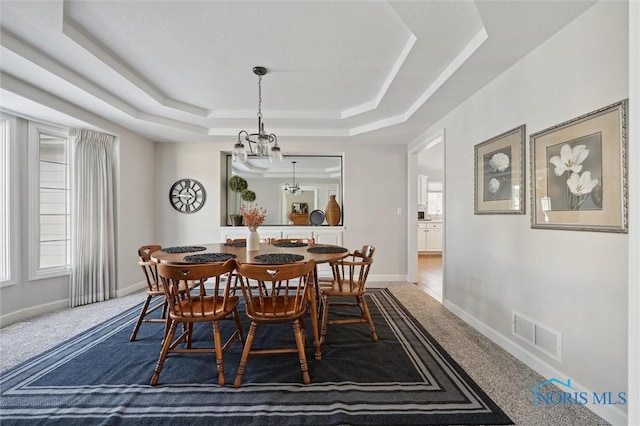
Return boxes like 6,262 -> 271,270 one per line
150,242 -> 349,266
151,242 -> 350,360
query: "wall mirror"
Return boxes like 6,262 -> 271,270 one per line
224,155 -> 343,226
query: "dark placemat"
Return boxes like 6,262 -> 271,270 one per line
307,246 -> 348,254
224,241 -> 246,247
161,245 -> 207,254
183,253 -> 237,263
254,253 -> 305,264
273,241 -> 308,248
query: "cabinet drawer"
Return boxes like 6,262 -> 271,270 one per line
426,223 -> 442,229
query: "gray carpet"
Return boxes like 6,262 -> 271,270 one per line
0,283 -> 608,425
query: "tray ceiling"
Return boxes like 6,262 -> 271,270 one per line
0,1 -> 596,146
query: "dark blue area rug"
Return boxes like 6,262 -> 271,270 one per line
0,289 -> 512,425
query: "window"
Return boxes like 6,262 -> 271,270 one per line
0,115 -> 11,284
29,122 -> 71,278
427,192 -> 443,216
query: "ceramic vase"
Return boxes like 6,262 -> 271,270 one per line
325,195 -> 341,226
247,227 -> 260,251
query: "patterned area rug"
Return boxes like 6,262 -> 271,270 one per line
0,289 -> 512,425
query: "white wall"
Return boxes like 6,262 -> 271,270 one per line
154,141 -> 407,281
419,2 -> 629,424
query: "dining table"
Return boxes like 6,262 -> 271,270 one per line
151,241 -> 351,360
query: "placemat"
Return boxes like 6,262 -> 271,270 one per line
161,246 -> 207,254
273,241 -> 308,248
307,246 -> 348,254
183,253 -> 237,263
253,253 -> 305,264
224,241 -> 246,247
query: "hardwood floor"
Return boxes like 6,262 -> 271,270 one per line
416,253 -> 442,301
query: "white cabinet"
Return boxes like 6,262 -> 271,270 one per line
313,229 -> 343,245
418,222 -> 442,253
417,223 -> 428,251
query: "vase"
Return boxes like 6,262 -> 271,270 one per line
325,195 -> 341,226
247,227 -> 260,251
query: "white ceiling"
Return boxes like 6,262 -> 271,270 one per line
1,0 -> 596,151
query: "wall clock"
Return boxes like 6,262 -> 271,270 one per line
169,178 -> 206,213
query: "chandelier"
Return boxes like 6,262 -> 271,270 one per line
232,66 -> 283,163
284,161 -> 300,195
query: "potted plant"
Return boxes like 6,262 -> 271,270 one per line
228,175 -> 248,226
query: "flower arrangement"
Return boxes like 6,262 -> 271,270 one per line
240,203 -> 267,230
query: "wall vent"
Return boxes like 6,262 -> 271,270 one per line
512,311 -> 562,362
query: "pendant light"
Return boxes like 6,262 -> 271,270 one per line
284,161 -> 300,195
232,66 -> 283,163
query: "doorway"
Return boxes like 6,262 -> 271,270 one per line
408,130 -> 444,303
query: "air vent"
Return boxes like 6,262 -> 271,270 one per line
512,311 -> 562,362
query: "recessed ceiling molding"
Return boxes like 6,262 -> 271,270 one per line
0,30 -> 143,120
341,33 -> 417,119
2,30 -> 209,134
62,17 -> 209,117
208,110 -> 342,120
406,27 -> 488,118
0,73 -> 106,131
349,26 -> 488,137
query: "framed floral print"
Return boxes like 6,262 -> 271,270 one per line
474,124 -> 526,214
530,99 -> 628,233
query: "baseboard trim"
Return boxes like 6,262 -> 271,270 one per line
116,280 -> 147,298
368,274 -> 407,282
0,299 -> 68,328
443,300 -> 627,426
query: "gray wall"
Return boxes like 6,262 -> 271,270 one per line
153,141 -> 407,281
416,2 -> 629,424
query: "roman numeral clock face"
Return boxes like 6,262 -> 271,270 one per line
169,178 -> 206,213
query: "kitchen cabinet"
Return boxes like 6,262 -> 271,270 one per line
417,222 -> 428,251
418,222 -> 442,252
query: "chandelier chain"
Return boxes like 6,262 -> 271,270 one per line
257,75 -> 263,119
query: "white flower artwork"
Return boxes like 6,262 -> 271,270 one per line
546,138 -> 602,211
483,148 -> 511,201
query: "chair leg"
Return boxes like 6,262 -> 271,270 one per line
358,295 -> 378,342
161,299 -> 170,342
320,294 -> 329,345
150,319 -> 177,386
186,323 -> 193,349
232,308 -> 245,343
234,321 -> 257,388
293,318 -> 311,384
212,320 -> 225,386
129,295 -> 153,342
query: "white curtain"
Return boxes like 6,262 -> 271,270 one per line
70,129 -> 116,307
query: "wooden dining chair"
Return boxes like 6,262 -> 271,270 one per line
233,259 -> 316,387
319,245 -> 378,345
150,259 -> 245,386
129,245 -> 168,342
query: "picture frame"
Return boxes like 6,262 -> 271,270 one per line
474,124 -> 526,214
291,203 -> 308,214
530,99 -> 628,233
